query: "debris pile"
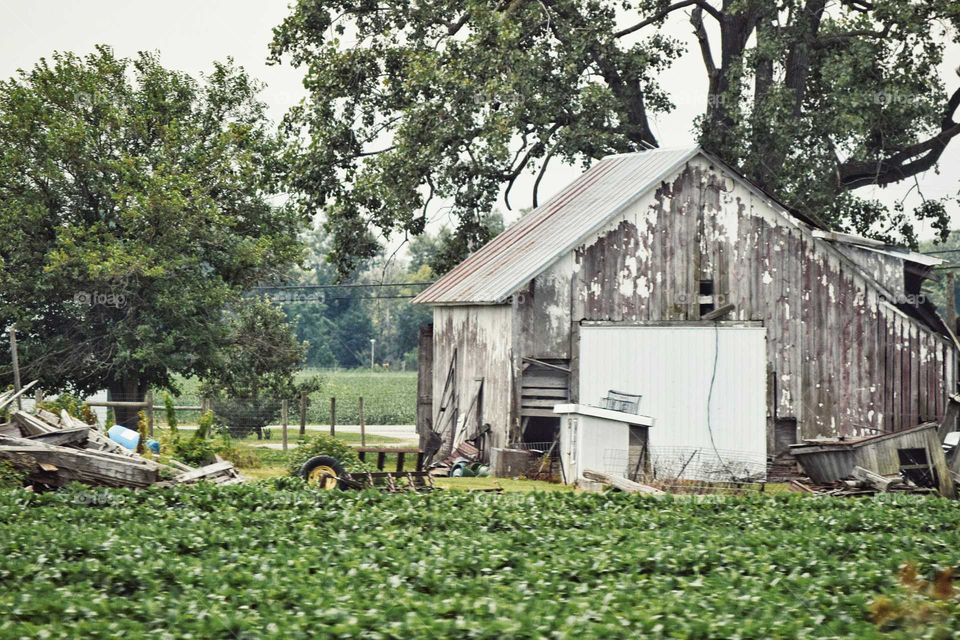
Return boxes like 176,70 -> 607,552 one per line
789,422 -> 954,498
0,391 -> 241,489
789,465 -> 940,497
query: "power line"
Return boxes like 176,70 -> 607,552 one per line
252,281 -> 434,291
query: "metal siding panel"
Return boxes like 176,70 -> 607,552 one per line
578,325 -> 767,480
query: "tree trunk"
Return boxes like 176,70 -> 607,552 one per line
107,376 -> 145,431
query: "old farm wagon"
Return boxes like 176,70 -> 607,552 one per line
413,146 -> 958,481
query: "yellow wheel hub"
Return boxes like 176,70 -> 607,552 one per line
307,465 -> 339,490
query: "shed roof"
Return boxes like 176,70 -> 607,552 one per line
415,147 -> 703,305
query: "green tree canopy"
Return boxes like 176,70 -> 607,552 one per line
272,0 -> 960,271
0,47 -> 305,426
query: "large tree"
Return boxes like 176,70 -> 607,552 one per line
272,0 -> 960,272
0,47 -> 305,427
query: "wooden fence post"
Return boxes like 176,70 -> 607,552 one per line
299,391 -> 307,437
359,397 -> 366,447
8,326 -> 21,410
330,397 -> 336,437
282,399 -> 289,451
146,391 -> 154,437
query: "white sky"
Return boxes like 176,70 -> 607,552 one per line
1,0 -> 958,243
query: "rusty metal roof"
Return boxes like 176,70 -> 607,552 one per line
414,146 -> 702,305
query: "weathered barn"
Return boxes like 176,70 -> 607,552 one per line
413,146 -> 958,473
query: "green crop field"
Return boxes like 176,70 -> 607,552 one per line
2,486 -> 960,638
161,369 -> 417,426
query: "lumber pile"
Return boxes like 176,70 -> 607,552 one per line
788,467 -> 937,497
0,399 -> 242,489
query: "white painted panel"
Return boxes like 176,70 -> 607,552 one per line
579,325 -> 767,481
559,413 -> 633,483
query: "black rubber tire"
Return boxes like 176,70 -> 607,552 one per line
299,455 -> 348,490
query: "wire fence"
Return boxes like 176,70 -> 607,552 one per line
28,390 -> 416,445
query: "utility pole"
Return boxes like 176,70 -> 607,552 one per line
948,272 -> 958,336
8,326 -> 22,410
370,339 -> 376,370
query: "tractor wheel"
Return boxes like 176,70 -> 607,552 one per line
299,456 -> 347,490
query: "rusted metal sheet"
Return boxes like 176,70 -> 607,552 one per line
413,147 -> 702,305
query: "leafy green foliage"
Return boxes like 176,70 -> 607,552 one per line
164,411 -> 218,466
2,488 -> 960,636
272,1 -> 959,270
0,461 -> 24,489
408,211 -> 505,277
37,394 -> 85,421
0,46 -> 304,423
163,393 -> 178,432
202,298 -> 321,438
286,433 -> 366,474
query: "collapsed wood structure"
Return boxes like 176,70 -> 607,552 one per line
0,386 -> 242,488
790,422 -> 954,497
414,146 -> 958,476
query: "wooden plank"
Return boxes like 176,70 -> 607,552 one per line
521,388 -> 569,399
521,374 -> 568,389
12,411 -> 58,436
582,469 -> 664,495
24,427 -> 89,447
521,398 -> 566,409
0,423 -> 20,437
522,357 -> 570,373
0,381 -> 38,416
35,409 -> 62,428
173,461 -> 235,484
0,444 -> 159,487
520,408 -> 559,418
851,466 -> 901,492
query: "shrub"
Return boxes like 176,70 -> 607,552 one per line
166,411 -> 217,466
211,397 -> 280,440
287,434 -> 367,475
164,393 -> 178,431
38,393 -> 84,419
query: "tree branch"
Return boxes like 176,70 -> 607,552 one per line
839,86 -> 960,189
813,24 -> 892,49
533,143 -> 558,208
615,0 -> 721,39
503,123 -> 561,210
690,6 -> 717,82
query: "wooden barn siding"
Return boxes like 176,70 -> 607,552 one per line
513,157 -> 954,440
432,306 -> 514,452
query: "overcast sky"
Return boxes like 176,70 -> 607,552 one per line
2,0 -> 958,243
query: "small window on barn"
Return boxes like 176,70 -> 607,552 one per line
699,279 -> 715,317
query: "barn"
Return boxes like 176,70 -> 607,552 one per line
412,146 -> 958,479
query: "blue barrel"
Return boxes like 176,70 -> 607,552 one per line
107,425 -> 140,451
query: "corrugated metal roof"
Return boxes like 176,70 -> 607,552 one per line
413,146 -> 701,305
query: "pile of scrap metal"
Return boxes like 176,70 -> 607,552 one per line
427,441 -> 490,477
0,384 -> 242,489
788,422 -> 956,498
